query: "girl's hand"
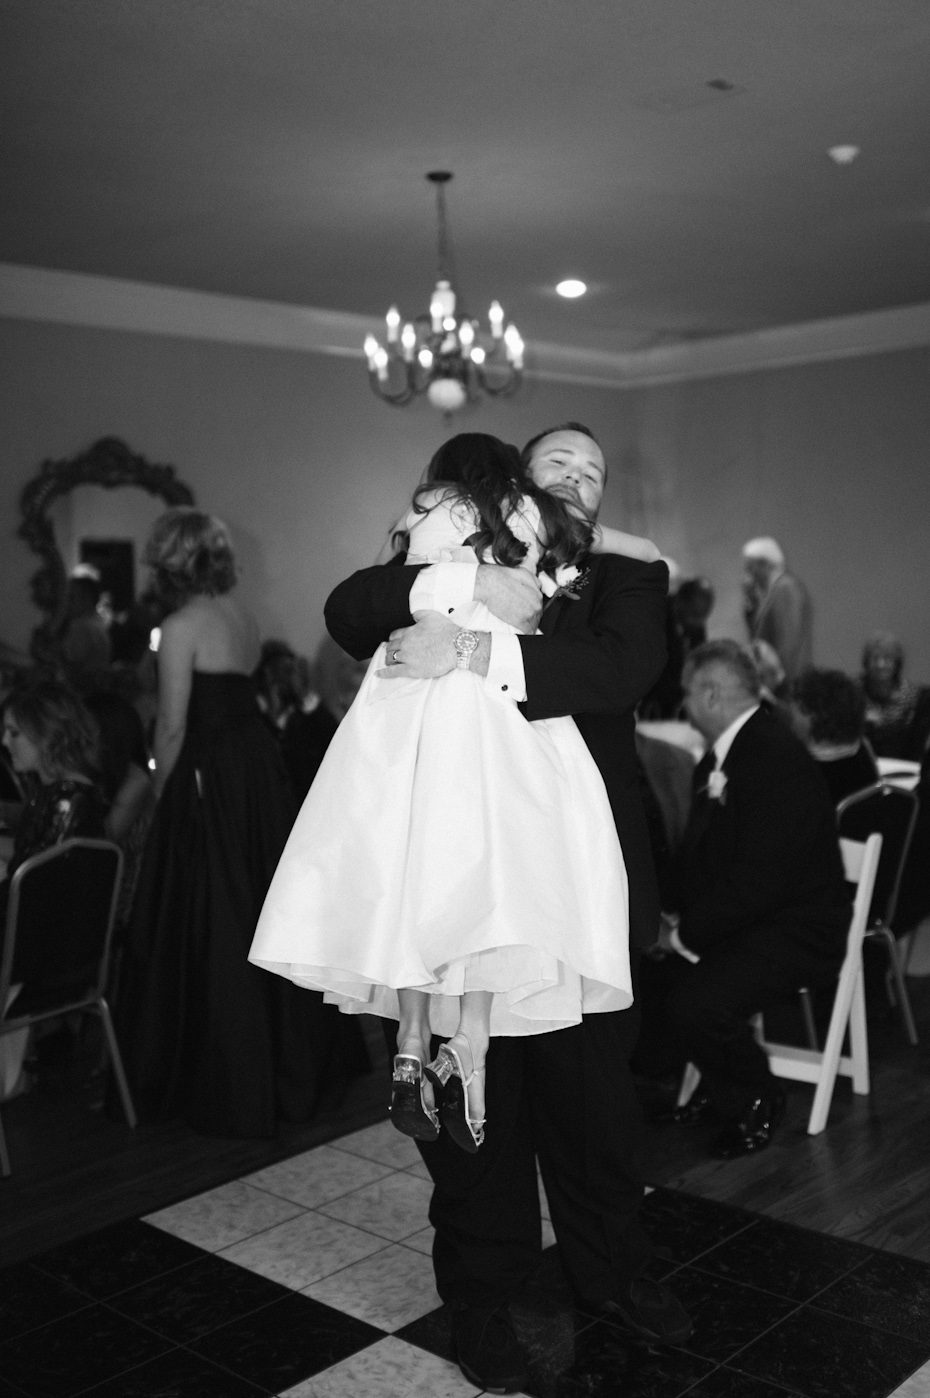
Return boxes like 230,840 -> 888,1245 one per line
474,565 -> 542,631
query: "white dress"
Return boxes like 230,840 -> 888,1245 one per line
250,491 -> 632,1037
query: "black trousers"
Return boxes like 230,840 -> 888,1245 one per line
636,940 -> 823,1117
387,971 -> 652,1309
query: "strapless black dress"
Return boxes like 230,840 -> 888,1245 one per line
118,672 -> 367,1137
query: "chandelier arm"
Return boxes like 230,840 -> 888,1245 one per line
473,364 -> 523,398
366,367 -> 416,407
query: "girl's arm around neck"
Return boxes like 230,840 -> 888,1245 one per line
591,523 -> 662,563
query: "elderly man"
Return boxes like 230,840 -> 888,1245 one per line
742,536 -> 812,683
325,422 -> 691,1393
638,639 -> 850,1159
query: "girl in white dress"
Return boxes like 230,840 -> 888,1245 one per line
250,435 -> 660,1151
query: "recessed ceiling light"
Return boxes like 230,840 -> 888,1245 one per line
556,279 -> 587,298
828,144 -> 860,165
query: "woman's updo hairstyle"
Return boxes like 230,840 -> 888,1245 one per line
144,507 -> 237,610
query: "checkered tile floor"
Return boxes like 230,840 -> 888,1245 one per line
2,1117 -> 930,1396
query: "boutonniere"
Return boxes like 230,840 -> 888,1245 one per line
706,770 -> 728,803
540,564 -> 591,612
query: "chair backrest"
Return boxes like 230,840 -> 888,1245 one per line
836,781 -> 919,928
1,838 -> 123,1016
839,832 -> 884,961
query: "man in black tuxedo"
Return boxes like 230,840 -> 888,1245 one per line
639,639 -> 850,1159
324,423 -> 691,1393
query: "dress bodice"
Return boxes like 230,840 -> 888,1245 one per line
405,492 -> 543,572
185,671 -> 262,735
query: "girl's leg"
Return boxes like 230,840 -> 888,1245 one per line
450,989 -> 493,1128
397,987 -> 432,1065
392,987 -> 439,1135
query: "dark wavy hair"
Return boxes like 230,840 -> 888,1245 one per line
792,667 -> 867,745
144,507 -> 237,611
5,677 -> 101,781
404,432 -> 593,574
520,419 -> 601,466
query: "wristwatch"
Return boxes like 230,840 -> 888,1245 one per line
453,628 -> 480,670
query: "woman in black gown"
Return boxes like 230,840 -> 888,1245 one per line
118,508 -> 366,1138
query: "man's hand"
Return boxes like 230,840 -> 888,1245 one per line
474,564 -> 543,632
379,612 -> 459,679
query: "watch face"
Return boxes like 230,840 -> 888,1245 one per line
455,629 -> 479,656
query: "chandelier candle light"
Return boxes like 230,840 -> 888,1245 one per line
363,171 -> 524,414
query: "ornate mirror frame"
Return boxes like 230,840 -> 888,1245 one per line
18,436 -> 196,655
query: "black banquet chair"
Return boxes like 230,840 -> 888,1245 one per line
0,837 -> 137,1177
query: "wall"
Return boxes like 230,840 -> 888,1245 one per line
616,349 -> 930,675
0,317 -> 643,670
2,314 -> 929,681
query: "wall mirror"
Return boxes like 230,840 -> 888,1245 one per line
19,437 -> 196,658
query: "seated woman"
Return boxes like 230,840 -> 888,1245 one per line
0,678 -> 108,894
859,632 -> 928,760
0,678 -> 107,1098
789,667 -> 879,806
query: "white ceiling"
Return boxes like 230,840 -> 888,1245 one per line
3,0 -> 930,356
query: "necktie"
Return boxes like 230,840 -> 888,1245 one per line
691,749 -> 716,798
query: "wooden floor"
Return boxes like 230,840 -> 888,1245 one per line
2,975 -> 928,1269
643,970 -> 930,1264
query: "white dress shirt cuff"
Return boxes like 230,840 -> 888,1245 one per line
670,927 -> 701,964
485,632 -> 527,702
408,561 -> 478,617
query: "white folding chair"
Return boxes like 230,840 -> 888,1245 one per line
677,832 -> 883,1137
758,833 -> 882,1134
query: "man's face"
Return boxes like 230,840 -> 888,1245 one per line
742,557 -> 769,600
525,430 -> 606,521
2,715 -> 41,775
682,668 -> 717,741
864,643 -> 899,698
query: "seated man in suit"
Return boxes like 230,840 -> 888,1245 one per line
637,639 -> 850,1158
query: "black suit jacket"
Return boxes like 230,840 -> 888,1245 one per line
676,708 -> 850,976
324,552 -> 669,949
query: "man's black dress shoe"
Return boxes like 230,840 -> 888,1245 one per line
672,1088 -> 718,1126
710,1087 -> 786,1159
450,1302 -> 528,1394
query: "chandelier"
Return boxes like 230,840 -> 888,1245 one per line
363,171 -> 524,414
